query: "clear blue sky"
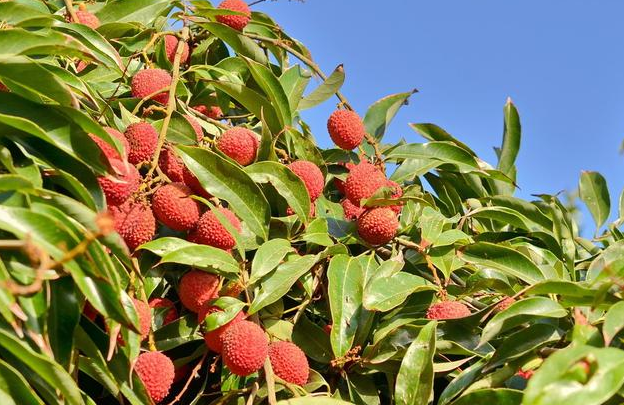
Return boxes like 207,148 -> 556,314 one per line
254,0 -> 624,231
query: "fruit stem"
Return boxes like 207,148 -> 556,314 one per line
165,352 -> 208,405
263,358 -> 278,405
63,0 -> 79,26
145,27 -> 190,181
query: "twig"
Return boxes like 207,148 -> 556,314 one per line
166,353 -> 208,405
396,238 -> 442,286
263,358 -> 278,405
63,0 -> 79,25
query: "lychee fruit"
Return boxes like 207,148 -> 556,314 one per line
109,199 -> 156,251
426,301 -> 471,320
216,127 -> 258,166
188,207 -> 241,251
268,341 -> 309,386
345,161 -> 387,206
83,301 -> 98,321
73,10 -> 100,29
90,126 -> 129,160
98,159 -> 140,205
132,298 -> 152,341
216,0 -> 251,31
286,202 -> 315,218
131,68 -> 172,105
386,180 -> 404,214
327,109 -> 365,150
182,166 -> 212,199
134,351 -> 175,403
0,82 -> 7,92
193,105 -> 223,120
334,162 -> 355,195
198,306 -> 246,353
288,161 -> 324,202
159,147 -> 185,183
221,320 -> 268,376
178,270 -> 220,313
356,207 -> 398,245
164,35 -> 190,64
152,183 -> 201,231
341,198 -> 364,221
149,297 -> 178,325
124,122 -> 158,164
493,296 -> 515,313
184,114 -> 203,142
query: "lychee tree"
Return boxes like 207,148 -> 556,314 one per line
1,1 -> 624,405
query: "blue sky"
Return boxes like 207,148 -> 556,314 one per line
254,0 -> 624,232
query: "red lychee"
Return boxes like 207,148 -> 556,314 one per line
221,320 -> 268,376
152,183 -> 201,231
268,341 -> 309,386
178,270 -> 220,313
134,351 -> 175,403
164,35 -> 190,64
216,0 -> 251,31
109,199 -> 156,251
198,306 -> 246,353
188,207 -> 241,251
288,161 -> 324,202
216,127 -> 258,166
159,147 -> 185,183
98,159 -> 140,205
0,82 -> 8,92
345,161 -> 387,206
90,126 -> 129,160
357,207 -> 398,245
341,198 -> 364,221
193,105 -> 223,120
426,301 -> 471,320
132,298 -> 152,341
493,296 -> 515,313
149,298 -> 178,325
73,10 -> 100,29
83,301 -> 98,321
327,110 -> 365,150
334,162 -> 355,195
182,166 -> 212,199
184,114 -> 203,143
124,122 -> 158,164
131,68 -> 171,105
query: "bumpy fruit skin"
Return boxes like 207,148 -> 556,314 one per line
334,162 -> 355,195
193,105 -> 223,120
221,320 -> 268,376
188,208 -> 241,251
131,69 -> 172,104
327,110 -> 365,150
493,296 -> 515,313
216,127 -> 258,166
159,148 -> 185,183
74,10 -> 100,29
341,198 -> 364,221
164,35 -> 190,64
387,180 -> 404,214
109,200 -> 155,251
184,114 -> 203,142
132,298 -> 152,341
182,166 -> 212,199
90,127 -> 129,160
178,270 -> 220,313
149,298 -> 178,325
198,306 -> 246,353
269,341 -> 309,386
288,161 -> 324,202
345,161 -> 387,206
357,207 -> 398,245
124,122 -> 158,164
426,301 -> 471,320
152,183 -> 201,231
98,159 -> 140,205
216,0 -> 251,31
134,352 -> 175,403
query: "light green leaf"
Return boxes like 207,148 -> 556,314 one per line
299,65 -> 345,110
249,239 -> 294,284
395,321 -> 436,405
579,171 -> 610,231
364,90 -> 416,141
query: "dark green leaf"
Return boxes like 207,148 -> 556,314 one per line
299,65 -> 345,110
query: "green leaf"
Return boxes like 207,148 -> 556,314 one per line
0,330 -> 84,405
302,218 -> 335,247
409,123 -> 476,156
586,240 -> 624,283
293,315 -> 333,364
159,245 -> 240,277
200,22 -> 268,65
579,171 -> 610,231
0,358 -> 45,405
299,65 -> 345,110
480,297 -> 567,345
248,254 -> 318,314
450,389 -> 522,405
245,161 -> 310,224
48,277 -> 80,369
96,0 -> 173,25
280,65 -> 311,113
328,255 -> 364,358
249,239 -> 294,284
386,142 -> 480,171
497,99 -> 521,177
363,273 -> 433,312
419,206 -> 455,244
395,321 -> 436,405
364,90 -> 416,141
276,397 -> 355,405
0,2 -> 52,27
177,145 -> 271,241
460,242 -> 547,284
603,301 -> 624,346
242,57 -> 292,127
